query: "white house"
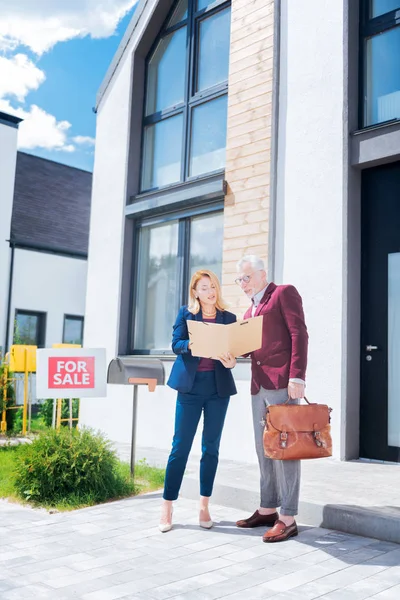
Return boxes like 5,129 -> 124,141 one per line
80,0 -> 400,466
0,111 -> 92,368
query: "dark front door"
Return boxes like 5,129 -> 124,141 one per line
360,162 -> 400,462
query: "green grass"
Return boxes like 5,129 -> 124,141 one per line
0,446 -> 165,512
30,414 -> 48,434
0,446 -> 20,500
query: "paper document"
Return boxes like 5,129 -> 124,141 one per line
187,316 -> 263,359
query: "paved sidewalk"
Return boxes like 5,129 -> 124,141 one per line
2,494 -> 400,600
116,445 -> 400,544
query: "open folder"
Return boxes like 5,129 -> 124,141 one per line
187,315 -> 263,359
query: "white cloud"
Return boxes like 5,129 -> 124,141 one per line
73,135 -> 95,146
0,0 -> 138,55
0,53 -> 45,102
0,100 -> 75,153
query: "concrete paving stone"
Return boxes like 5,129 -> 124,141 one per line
370,583 -> 400,598
46,566 -> 118,589
70,550 -> 144,571
12,553 -> 95,575
2,583 -> 54,599
260,562 -> 347,594
2,495 -> 400,600
0,580 -> 18,593
266,580 -> 343,600
364,549 -> 400,567
8,565 -> 79,587
366,566 -> 400,584
163,592 -> 213,600
146,571 -> 228,600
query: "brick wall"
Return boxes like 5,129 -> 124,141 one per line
222,0 -> 274,315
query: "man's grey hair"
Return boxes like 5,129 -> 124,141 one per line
236,255 -> 265,272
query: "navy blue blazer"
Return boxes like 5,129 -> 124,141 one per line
167,306 -> 237,397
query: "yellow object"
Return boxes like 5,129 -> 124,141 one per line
52,343 -> 82,348
9,345 -> 37,373
1,365 -> 7,433
22,350 -> 28,435
56,398 -> 62,429
52,344 -> 81,429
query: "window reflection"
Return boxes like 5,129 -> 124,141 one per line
63,317 -> 83,345
370,0 -> 400,17
197,8 -> 231,92
189,212 -> 224,280
365,27 -> 400,125
190,95 -> 228,177
197,0 -> 209,10
146,27 -> 186,116
15,314 -> 38,346
135,222 -> 179,350
167,0 -> 188,26
142,115 -> 183,189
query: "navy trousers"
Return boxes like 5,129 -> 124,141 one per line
163,371 -> 230,501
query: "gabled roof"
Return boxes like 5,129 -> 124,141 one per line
96,0 -> 147,110
11,152 -> 92,258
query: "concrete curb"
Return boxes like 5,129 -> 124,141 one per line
180,477 -> 400,544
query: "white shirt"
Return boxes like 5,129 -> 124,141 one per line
251,285 -> 305,386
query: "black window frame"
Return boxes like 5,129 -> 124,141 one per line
359,1 -> 400,129
14,309 -> 47,348
62,314 -> 84,346
139,0 -> 231,193
129,202 -> 224,355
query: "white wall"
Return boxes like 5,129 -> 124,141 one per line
275,0 -> 346,457
10,249 -> 87,347
79,0 -> 259,464
0,122 -> 18,355
81,361 -> 257,464
9,249 -> 87,403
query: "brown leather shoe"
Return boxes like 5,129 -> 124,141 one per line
236,510 -> 278,528
263,519 -> 298,543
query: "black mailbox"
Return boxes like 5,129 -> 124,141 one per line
107,357 -> 165,391
107,357 -> 165,478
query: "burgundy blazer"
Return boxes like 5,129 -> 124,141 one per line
244,282 -> 308,394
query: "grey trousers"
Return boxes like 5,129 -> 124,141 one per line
252,387 -> 301,516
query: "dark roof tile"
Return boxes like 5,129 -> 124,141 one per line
11,152 -> 92,257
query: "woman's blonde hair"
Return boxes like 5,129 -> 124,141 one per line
187,269 -> 228,314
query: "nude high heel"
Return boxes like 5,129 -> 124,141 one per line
159,505 -> 173,533
199,507 -> 213,529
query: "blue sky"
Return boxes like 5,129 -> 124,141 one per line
0,1 -> 138,172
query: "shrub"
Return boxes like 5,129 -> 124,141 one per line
38,398 -> 79,428
13,427 -> 136,505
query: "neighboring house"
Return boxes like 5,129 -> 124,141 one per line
0,111 -> 92,362
80,0 -> 400,465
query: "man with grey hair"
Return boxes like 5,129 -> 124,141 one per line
235,255 -> 308,542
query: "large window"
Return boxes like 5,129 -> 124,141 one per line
14,310 -> 46,347
63,315 -> 84,345
361,1 -> 400,126
133,210 -> 224,351
141,0 -> 231,192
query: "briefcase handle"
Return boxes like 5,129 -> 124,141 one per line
283,395 -> 312,405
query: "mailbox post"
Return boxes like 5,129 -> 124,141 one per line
107,357 -> 165,478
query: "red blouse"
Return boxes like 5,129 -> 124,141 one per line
197,317 -> 216,371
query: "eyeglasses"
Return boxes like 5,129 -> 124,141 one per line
234,270 -> 261,286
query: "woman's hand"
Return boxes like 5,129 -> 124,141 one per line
217,352 -> 236,369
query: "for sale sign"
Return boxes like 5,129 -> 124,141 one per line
48,357 -> 95,389
36,349 -> 106,398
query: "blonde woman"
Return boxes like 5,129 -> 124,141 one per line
159,270 -> 237,533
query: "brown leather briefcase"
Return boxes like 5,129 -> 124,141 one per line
263,397 -> 332,460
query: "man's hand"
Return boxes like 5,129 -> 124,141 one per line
288,381 -> 305,399
218,352 -> 236,369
